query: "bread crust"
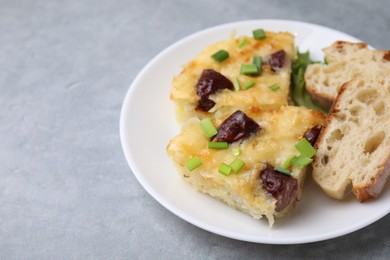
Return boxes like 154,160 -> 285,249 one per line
305,41 -> 369,109
313,82 -> 349,149
331,41 -> 367,52
305,41 -> 389,110
353,152 -> 390,202
335,82 -> 390,202
313,79 -> 390,202
312,83 -> 349,199
384,51 -> 390,61
306,84 -> 334,110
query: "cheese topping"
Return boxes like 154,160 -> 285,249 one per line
166,106 -> 325,219
170,32 -> 295,122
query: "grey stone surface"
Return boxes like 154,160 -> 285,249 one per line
0,0 -> 389,258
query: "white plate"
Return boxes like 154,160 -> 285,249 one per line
120,20 -> 390,244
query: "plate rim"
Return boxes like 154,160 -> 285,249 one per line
120,19 -> 389,244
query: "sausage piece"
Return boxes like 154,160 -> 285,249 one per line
260,164 -> 298,212
215,110 -> 260,143
304,125 -> 322,146
268,50 -> 286,71
195,69 -> 234,111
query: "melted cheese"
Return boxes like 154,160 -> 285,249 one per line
167,106 -> 325,223
170,32 -> 295,123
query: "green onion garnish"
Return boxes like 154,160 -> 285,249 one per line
185,157 -> 202,171
232,147 -> 241,156
211,50 -> 229,63
230,158 -> 245,173
242,80 -> 255,90
233,78 -> 240,91
208,142 -> 228,149
295,138 -> 316,158
291,155 -> 313,168
199,118 -> 218,138
253,56 -> 262,73
238,38 -> 248,48
253,29 -> 266,40
240,64 -> 259,75
218,163 -> 232,176
281,155 -> 297,169
268,84 -> 280,91
274,166 -> 292,175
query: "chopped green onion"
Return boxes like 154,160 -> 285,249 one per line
230,158 -> 245,173
240,64 -> 259,76
233,78 -> 240,91
274,166 -> 292,175
253,29 -> 266,40
238,38 -> 248,48
324,58 -> 328,65
242,80 -> 255,90
185,157 -> 202,171
218,163 -> 232,176
252,56 -> 262,75
268,84 -> 280,91
295,138 -> 316,157
281,155 -> 297,169
211,50 -> 229,63
232,147 -> 241,156
208,142 -> 228,149
291,155 -> 313,168
199,118 -> 218,138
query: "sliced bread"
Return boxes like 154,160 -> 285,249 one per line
305,41 -> 390,109
312,76 -> 390,201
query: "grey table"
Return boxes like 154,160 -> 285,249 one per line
1,0 -> 389,259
